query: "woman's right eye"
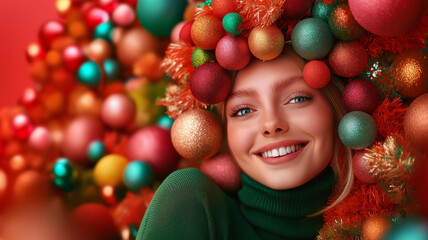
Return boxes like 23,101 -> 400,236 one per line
231,107 -> 252,117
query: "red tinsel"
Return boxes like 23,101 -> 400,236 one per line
161,42 -> 196,84
372,97 -> 408,141
238,0 -> 286,28
194,4 -> 214,20
113,188 -> 155,227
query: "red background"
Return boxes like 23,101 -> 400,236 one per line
0,0 -> 57,108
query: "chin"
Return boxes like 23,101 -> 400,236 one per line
259,173 -> 311,190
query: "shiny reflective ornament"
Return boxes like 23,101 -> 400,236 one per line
87,141 -> 105,162
123,161 -> 154,191
112,3 -> 135,26
84,7 -> 110,30
77,61 -> 102,87
157,114 -> 174,130
56,0 -> 72,16
11,113 -> 34,140
101,93 -> 136,128
94,22 -> 114,42
385,218 -> 428,240
98,0 -> 119,13
103,59 -> 122,81
94,154 -> 128,187
26,43 -> 45,62
62,45 -> 85,71
85,38 -> 112,61
52,158 -> 74,180
20,87 -> 38,106
39,20 -> 66,48
29,126 -> 51,150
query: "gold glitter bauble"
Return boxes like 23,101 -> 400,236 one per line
248,25 -> 284,61
171,109 -> 223,161
362,215 -> 392,240
392,50 -> 428,98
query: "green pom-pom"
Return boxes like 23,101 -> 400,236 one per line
191,47 -> 216,68
338,111 -> 377,150
222,12 -> 242,35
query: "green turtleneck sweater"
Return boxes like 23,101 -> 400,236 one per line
137,167 -> 336,240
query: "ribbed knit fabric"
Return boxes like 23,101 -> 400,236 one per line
137,167 -> 336,240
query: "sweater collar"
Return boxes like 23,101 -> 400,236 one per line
238,167 -> 336,239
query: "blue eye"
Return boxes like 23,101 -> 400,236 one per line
236,108 -> 251,116
290,96 -> 310,104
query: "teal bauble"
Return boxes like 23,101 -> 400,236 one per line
338,111 -> 377,150
94,22 -> 114,42
53,158 -> 74,180
191,47 -> 216,69
123,161 -> 154,191
103,59 -> 122,81
222,12 -> 243,35
311,0 -> 338,22
77,61 -> 102,86
136,0 -> 188,37
291,18 -> 333,60
87,141 -> 105,162
385,218 -> 428,240
157,114 -> 174,130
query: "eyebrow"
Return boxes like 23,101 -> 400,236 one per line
228,75 -> 303,99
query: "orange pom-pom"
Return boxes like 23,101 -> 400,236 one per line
191,15 -> 225,50
248,25 -> 284,60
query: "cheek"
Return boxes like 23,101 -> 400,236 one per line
227,121 -> 254,160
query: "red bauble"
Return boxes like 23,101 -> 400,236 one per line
412,154 -> 428,218
179,20 -> 194,45
352,150 -> 376,184
85,7 -> 110,30
171,21 -> 187,43
282,0 -> 312,19
342,79 -> 379,113
328,41 -> 367,78
71,203 -> 120,240
302,60 -> 331,88
101,93 -> 136,128
403,93 -> 428,151
62,116 -> 104,166
11,113 -> 34,140
189,62 -> 232,104
62,45 -> 85,72
38,20 -> 66,48
26,43 -> 45,62
212,0 -> 238,19
126,126 -> 180,179
215,35 -> 251,71
191,15 -> 225,50
98,0 -> 119,13
201,151 -> 242,192
349,0 -> 426,37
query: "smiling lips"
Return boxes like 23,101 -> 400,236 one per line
254,140 -> 308,165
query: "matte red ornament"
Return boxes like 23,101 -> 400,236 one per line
349,0 -> 426,37
282,0 -> 312,19
212,0 -> 238,19
201,151 -> 242,192
38,20 -> 66,48
342,79 -> 379,113
191,15 -> 225,50
62,45 -> 85,72
189,62 -> 232,104
72,203 -> 120,240
403,93 -> 428,151
101,93 -> 136,128
85,7 -> 110,30
352,150 -> 376,184
328,41 -> 367,78
62,116 -> 105,166
179,20 -> 195,45
126,126 -> 181,179
215,35 -> 251,71
302,60 -> 331,88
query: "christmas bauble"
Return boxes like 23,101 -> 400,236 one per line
362,215 -> 392,240
352,150 -> 376,184
77,61 -> 102,87
101,93 -> 136,128
29,126 -> 51,150
93,154 -> 128,187
384,218 -> 428,240
123,161 -> 154,191
328,41 -> 367,78
248,25 -> 284,61
215,35 -> 251,71
189,62 -> 232,104
328,2 -> 365,41
222,12 -> 242,35
403,93 -> 428,150
191,47 -> 216,69
62,45 -> 85,72
342,78 -> 379,113
311,0 -> 338,22
212,0 -> 238,19
94,22 -> 114,42
179,20 -> 194,45
338,111 -> 377,150
191,14 -> 225,50
112,3 -> 135,26
291,18 -> 333,60
282,0 -> 312,19
302,60 -> 331,88
171,109 -> 223,161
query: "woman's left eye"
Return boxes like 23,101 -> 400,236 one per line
289,96 -> 311,104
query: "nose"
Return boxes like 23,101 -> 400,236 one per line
261,111 -> 288,137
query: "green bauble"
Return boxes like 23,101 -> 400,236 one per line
328,2 -> 365,41
338,111 -> 377,150
311,0 -> 337,22
191,47 -> 216,68
291,18 -> 333,60
94,22 -> 114,42
222,12 -> 243,35
136,0 -> 188,37
77,61 -> 102,87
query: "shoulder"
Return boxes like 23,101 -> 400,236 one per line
158,168 -> 218,193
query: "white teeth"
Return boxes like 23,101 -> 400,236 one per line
260,144 -> 304,158
279,147 -> 286,156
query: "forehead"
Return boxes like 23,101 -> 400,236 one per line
233,55 -> 304,89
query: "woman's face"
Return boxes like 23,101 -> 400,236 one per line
225,55 -> 335,190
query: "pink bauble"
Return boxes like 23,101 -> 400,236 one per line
38,20 -> 66,48
328,41 -> 367,78
62,116 -> 104,165
11,113 -> 34,140
126,126 -> 180,179
215,35 -> 251,71
62,45 -> 85,72
342,79 -> 379,113
352,150 -> 376,184
282,0 -> 313,19
179,20 -> 194,45
201,151 -> 242,192
171,21 -> 187,43
101,93 -> 136,128
189,62 -> 232,104
302,60 -> 331,88
349,0 -> 426,37
29,127 -> 51,150
85,7 -> 110,30
112,3 -> 135,26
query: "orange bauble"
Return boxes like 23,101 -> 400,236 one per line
248,25 -> 284,61
191,15 -> 225,50
404,93 -> 428,150
361,215 -> 392,240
